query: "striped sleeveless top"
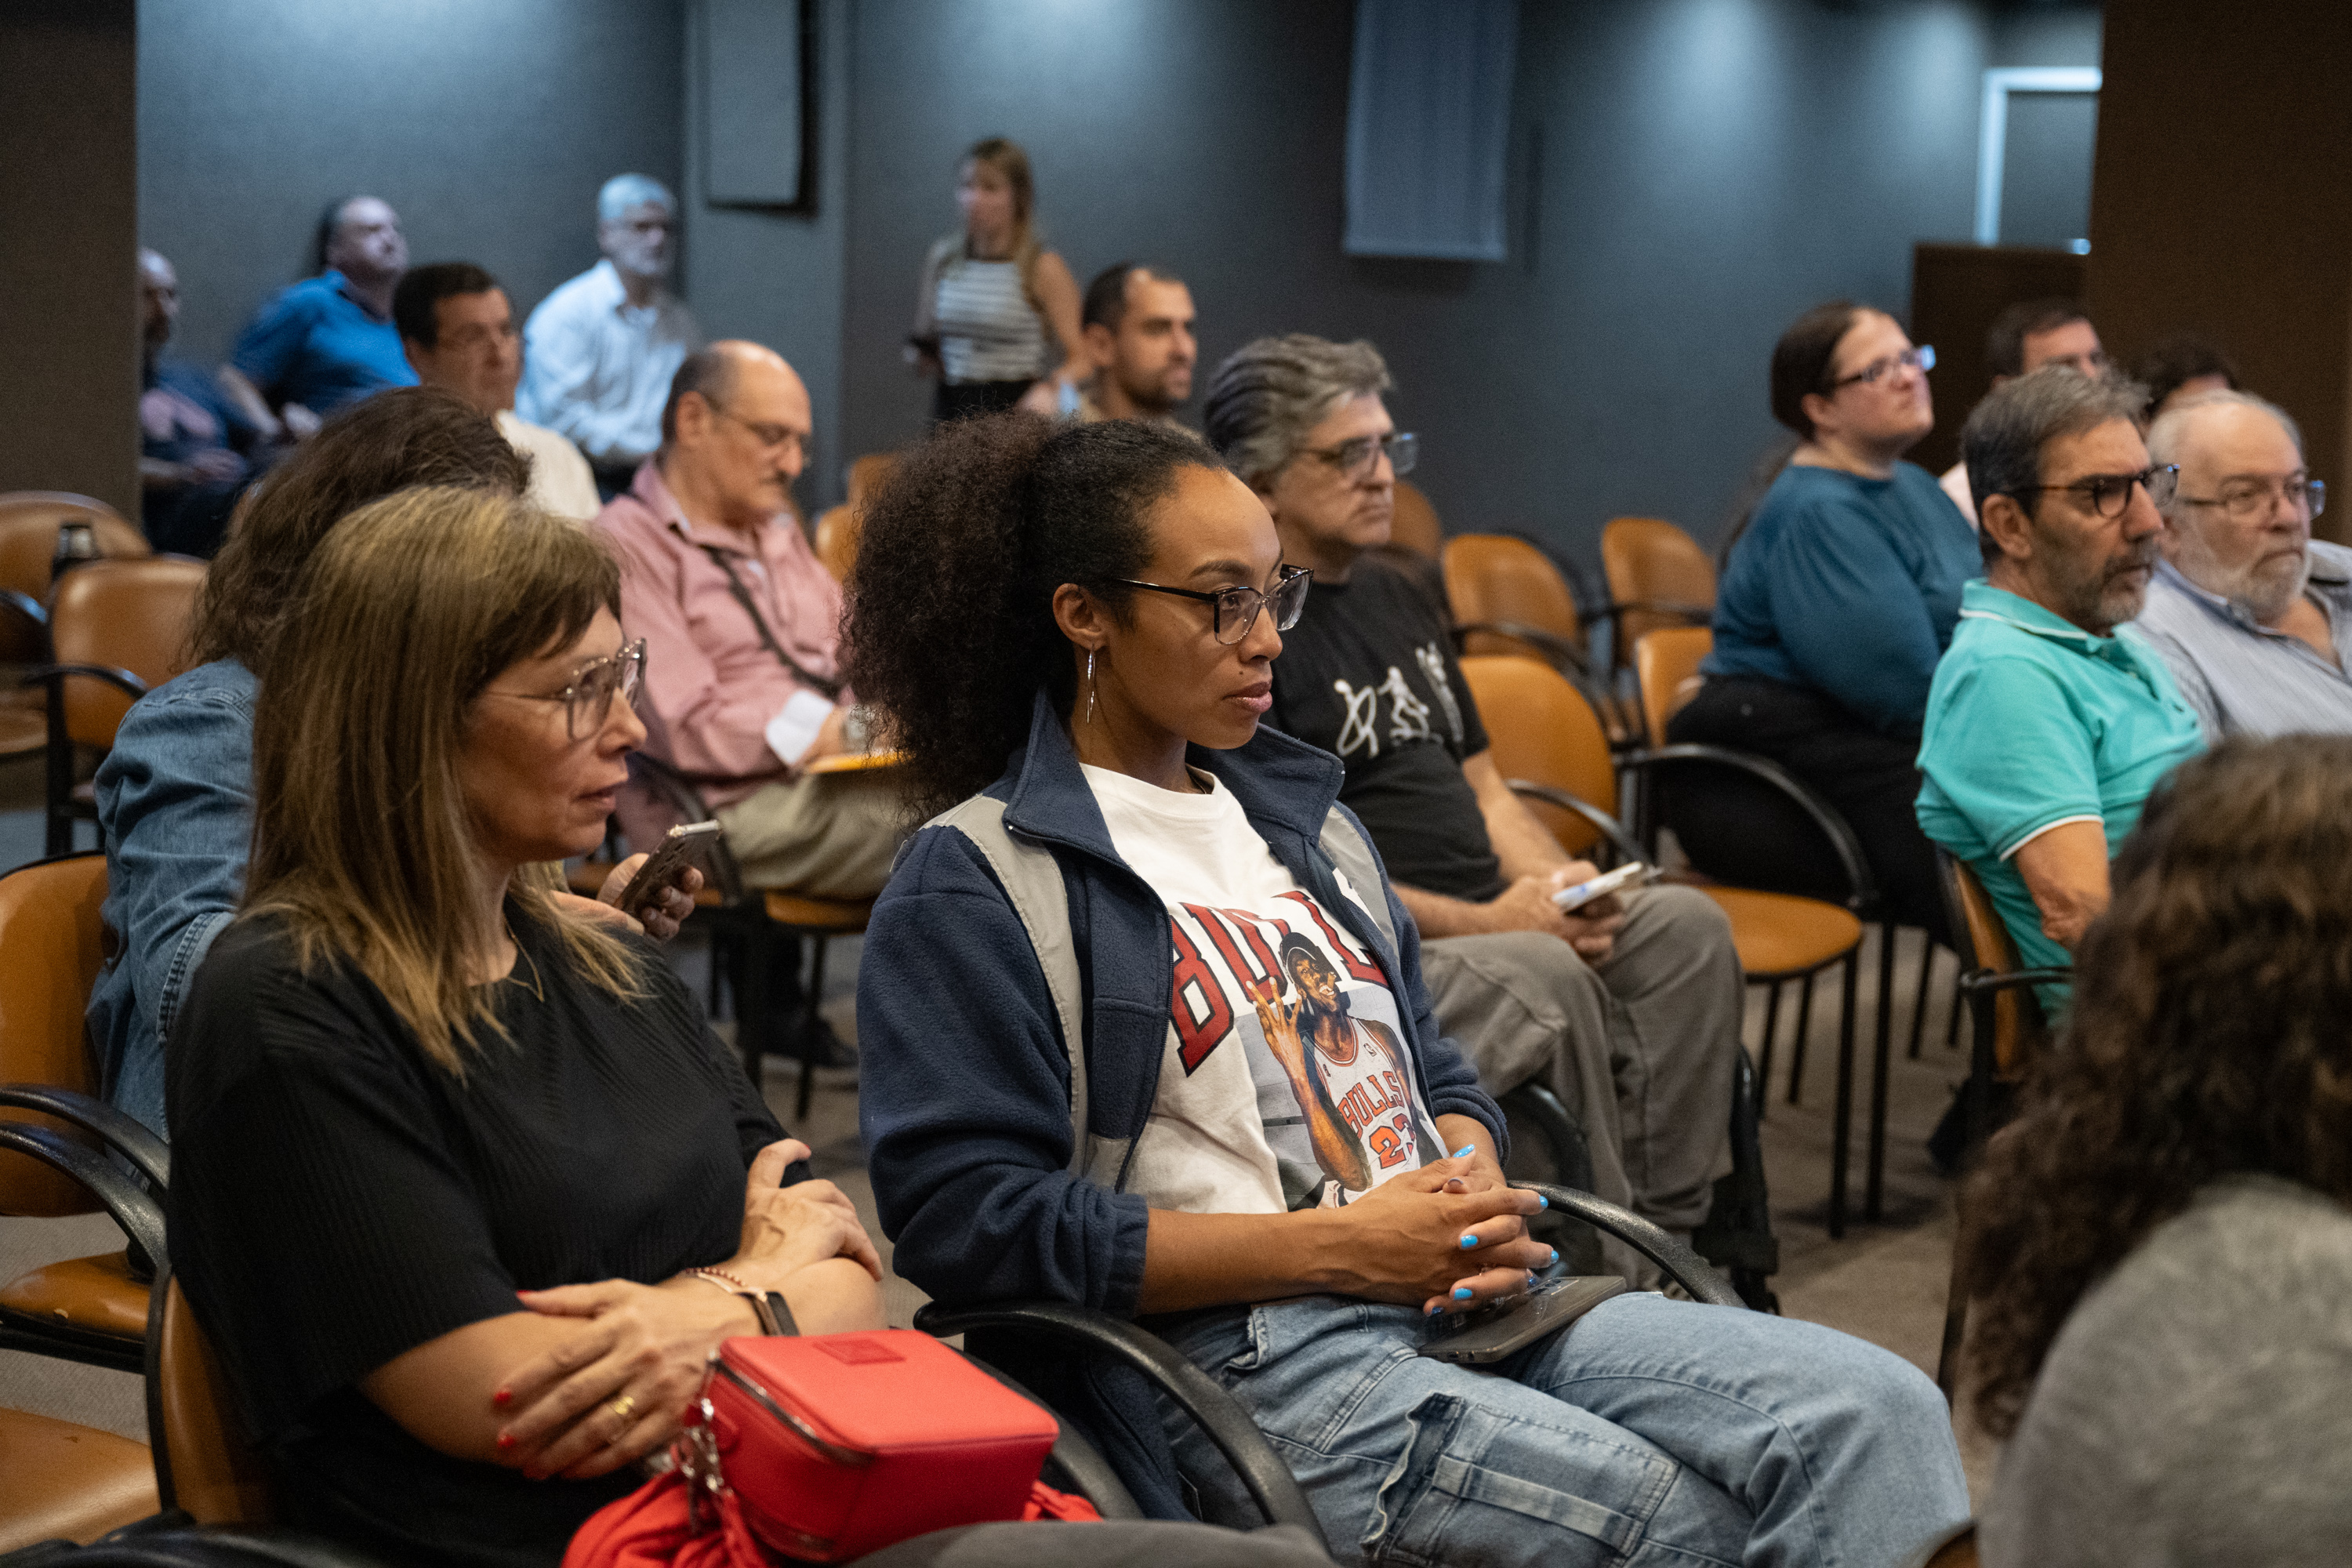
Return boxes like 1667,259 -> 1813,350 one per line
933,259 -> 1046,385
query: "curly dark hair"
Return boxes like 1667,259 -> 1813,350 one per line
842,411 -> 1225,815
1962,735 -> 2352,1436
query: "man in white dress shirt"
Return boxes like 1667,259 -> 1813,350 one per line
519,174 -> 702,497
392,262 -> 601,521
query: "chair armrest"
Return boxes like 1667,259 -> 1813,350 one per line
960,1355 -> 1145,1519
0,1083 -> 168,1193
0,1123 -> 167,1277
624,753 -> 746,903
1450,620 -> 1592,676
1619,743 -> 1880,913
0,587 -> 48,632
1594,600 -> 1715,628
20,1519 -> 409,1568
1509,1182 -> 1745,1308
1501,781 -> 1648,868
913,1298 -> 1327,1550
19,662 -> 151,700
1957,967 -> 2071,996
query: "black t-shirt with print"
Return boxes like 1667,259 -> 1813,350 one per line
1269,557 -> 1504,902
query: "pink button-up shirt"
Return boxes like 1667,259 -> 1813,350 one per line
596,463 -> 844,809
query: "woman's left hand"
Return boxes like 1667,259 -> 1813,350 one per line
492,1279 -> 753,1481
577,854 -> 702,941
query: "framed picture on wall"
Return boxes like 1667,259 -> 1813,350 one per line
701,0 -> 815,210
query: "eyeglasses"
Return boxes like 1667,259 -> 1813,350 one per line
1305,431 -> 1417,481
712,405 -> 809,459
1831,345 -> 1935,389
2177,473 -> 2326,524
2031,465 -> 2179,519
1108,565 -> 1312,644
483,639 -> 645,739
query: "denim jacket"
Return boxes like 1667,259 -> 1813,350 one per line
88,658 -> 257,1136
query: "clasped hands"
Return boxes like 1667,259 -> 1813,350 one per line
1334,1135 -> 1554,1316
486,1139 -> 882,1482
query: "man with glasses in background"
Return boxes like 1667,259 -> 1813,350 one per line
2132,391 -> 2350,739
597,343 -> 900,966
1203,335 -> 1747,1278
1918,367 -> 2205,1010
1939,298 -> 2110,523
394,261 -> 601,521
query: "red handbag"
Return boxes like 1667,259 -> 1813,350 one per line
566,1330 -> 1094,1568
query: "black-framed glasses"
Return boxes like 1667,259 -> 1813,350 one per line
711,405 -> 809,458
484,638 -> 645,739
1831,344 -> 1936,389
2031,465 -> 2179,519
1305,431 -> 1417,481
2178,473 -> 2326,524
1109,566 -> 1312,645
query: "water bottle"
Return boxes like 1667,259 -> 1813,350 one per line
51,520 -> 100,584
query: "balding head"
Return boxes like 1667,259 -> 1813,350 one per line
657,341 -> 812,534
2150,390 -> 2318,625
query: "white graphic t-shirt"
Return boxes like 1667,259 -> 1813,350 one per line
1083,764 -> 1444,1216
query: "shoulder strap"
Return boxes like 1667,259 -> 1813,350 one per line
922,797 -> 1127,1184
696,543 -> 843,701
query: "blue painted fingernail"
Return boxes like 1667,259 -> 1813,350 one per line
1537,1195 -> 1549,1210
1452,1287 -> 1473,1301
1453,1145 -> 1475,1157
1459,1233 -> 1476,1249
1427,1304 -> 1445,1316
1549,1247 -> 1560,1265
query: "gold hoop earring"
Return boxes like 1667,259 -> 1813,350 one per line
1084,648 -> 1098,725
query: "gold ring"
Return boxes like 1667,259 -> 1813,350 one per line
607,1393 -> 637,1425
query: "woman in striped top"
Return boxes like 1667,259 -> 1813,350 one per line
907,136 -> 1087,423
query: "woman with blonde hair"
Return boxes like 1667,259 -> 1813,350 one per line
907,136 -> 1088,423
166,487 -> 883,1568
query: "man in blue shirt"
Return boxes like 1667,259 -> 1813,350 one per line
1917,367 -> 2205,1011
139,248 -> 274,556
221,194 -> 417,437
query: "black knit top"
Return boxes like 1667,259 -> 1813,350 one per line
167,909 -> 785,1568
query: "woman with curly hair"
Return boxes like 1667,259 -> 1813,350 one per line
1966,735 -> 2352,1566
847,411 -> 1967,1565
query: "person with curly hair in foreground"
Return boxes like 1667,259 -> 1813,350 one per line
1966,735 -> 2352,1566
848,410 -> 1968,1565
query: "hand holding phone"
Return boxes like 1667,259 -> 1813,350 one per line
615,821 -> 722,916
1551,861 -> 1653,914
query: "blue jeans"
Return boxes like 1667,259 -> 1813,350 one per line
1158,1293 -> 1967,1567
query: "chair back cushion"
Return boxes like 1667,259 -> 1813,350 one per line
1457,655 -> 1616,857
1634,625 -> 1712,747
846,452 -> 899,508
815,503 -> 862,584
1940,854 -> 2041,1075
49,557 -> 209,749
151,1276 -> 276,1525
1442,535 -> 1584,661
1602,517 -> 1717,653
0,853 -> 111,1218
1388,480 -> 1443,559
0,494 -> 147,662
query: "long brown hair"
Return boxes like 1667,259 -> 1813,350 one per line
1962,736 -> 2352,1436
946,136 -> 1044,302
244,486 -> 640,1073
191,387 -> 531,677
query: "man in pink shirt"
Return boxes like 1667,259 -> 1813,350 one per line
597,341 -> 902,902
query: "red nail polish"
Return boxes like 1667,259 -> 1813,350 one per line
493,1388 -> 512,1407
496,1432 -> 516,1450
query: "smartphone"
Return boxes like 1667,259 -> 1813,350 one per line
1418,1276 -> 1628,1366
1552,861 -> 1653,914
615,821 -> 722,915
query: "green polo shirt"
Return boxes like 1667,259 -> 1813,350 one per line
1916,581 -> 2205,1012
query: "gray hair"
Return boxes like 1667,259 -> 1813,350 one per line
2146,390 -> 2304,504
597,173 -> 677,223
1962,365 -> 2150,563
1203,335 -> 1393,485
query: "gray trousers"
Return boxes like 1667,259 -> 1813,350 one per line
713,768 -> 910,898
1420,884 -> 1740,1236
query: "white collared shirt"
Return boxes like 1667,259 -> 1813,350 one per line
2132,544 -> 2352,742
495,410 -> 601,523
517,260 -> 700,466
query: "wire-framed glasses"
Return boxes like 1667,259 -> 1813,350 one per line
1305,431 -> 1417,481
485,638 -> 645,739
2031,465 -> 2180,519
1109,566 -> 1312,644
1831,344 -> 1936,389
2178,473 -> 2326,524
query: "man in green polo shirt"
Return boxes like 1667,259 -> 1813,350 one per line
1918,367 -> 2205,1013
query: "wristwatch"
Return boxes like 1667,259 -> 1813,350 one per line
684,1269 -> 799,1336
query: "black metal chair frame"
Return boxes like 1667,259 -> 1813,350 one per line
0,1082 -> 168,1374
16,662 -> 149,858
916,1180 -> 1747,1553
1930,850 -> 2067,1399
